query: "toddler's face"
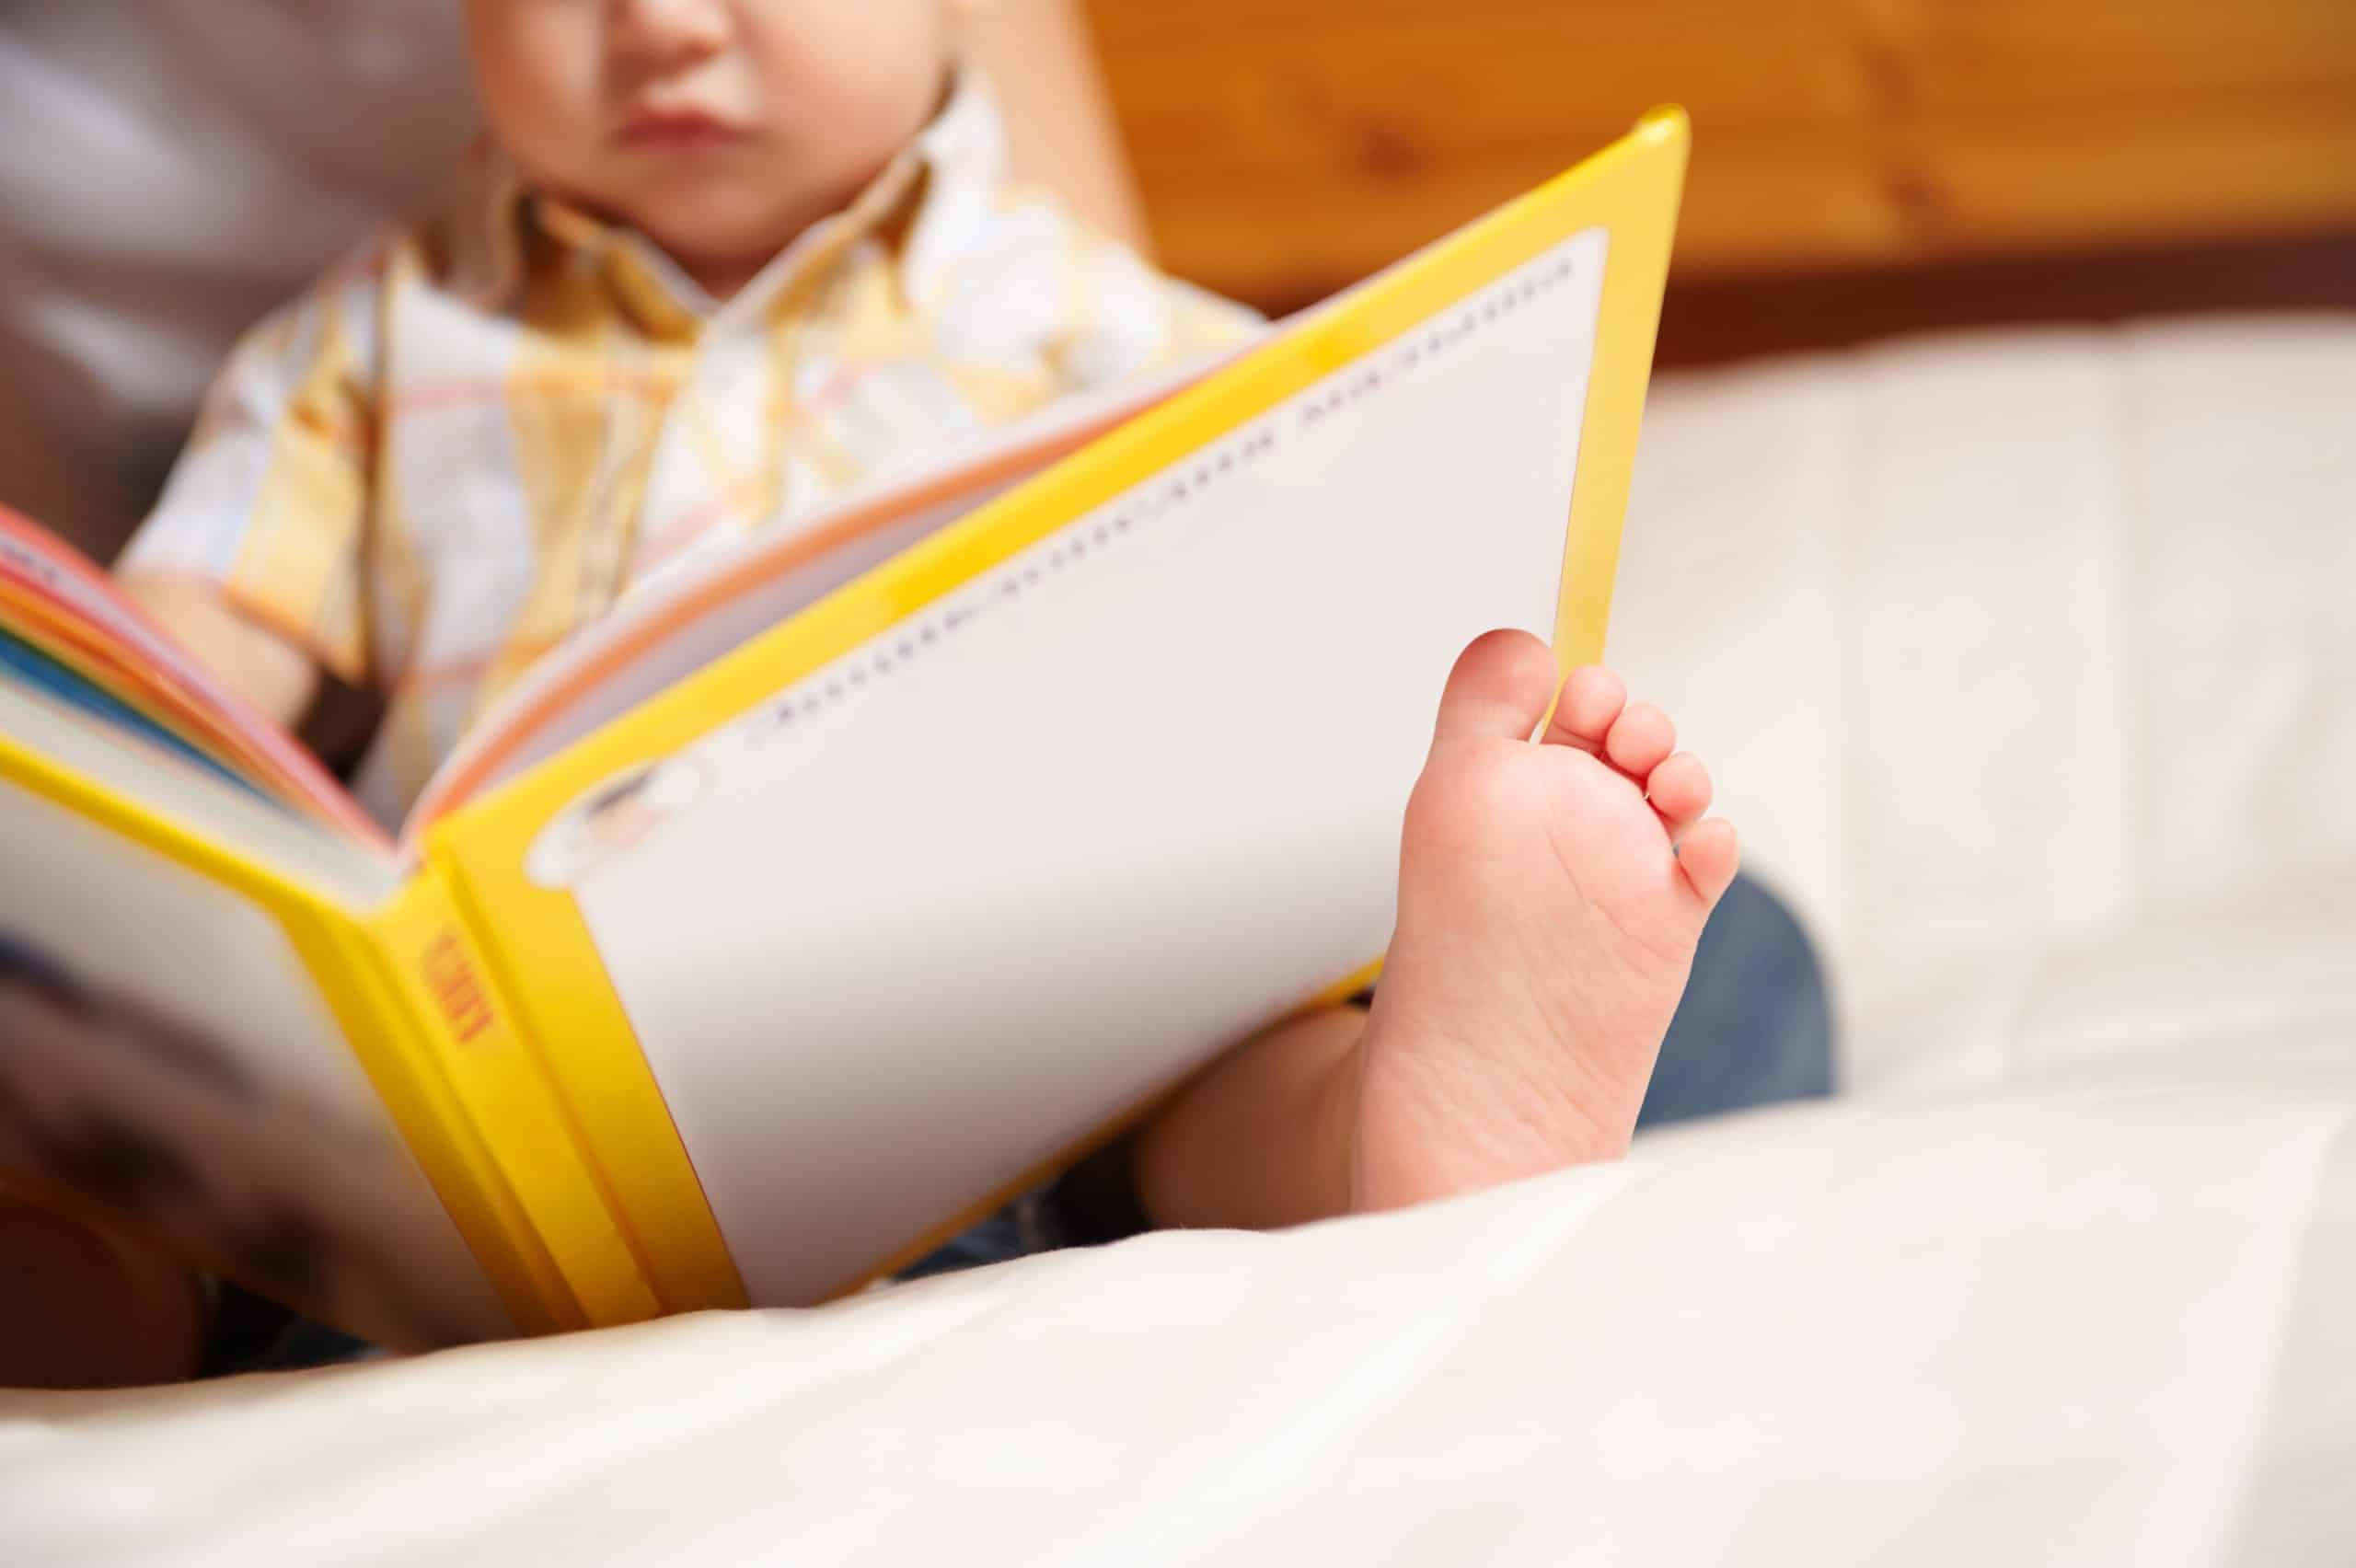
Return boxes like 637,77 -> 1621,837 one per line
466,0 -> 961,292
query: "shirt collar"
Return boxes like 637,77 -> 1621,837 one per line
438,63 -> 1007,330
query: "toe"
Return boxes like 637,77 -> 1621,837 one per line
1673,817 -> 1741,908
1646,751 -> 1713,830
1429,629 -> 1561,747
1603,700 -> 1676,780
1542,664 -> 1626,755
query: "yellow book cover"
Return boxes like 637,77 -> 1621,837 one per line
0,112 -> 1687,1344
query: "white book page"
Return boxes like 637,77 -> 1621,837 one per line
551,227 -> 1609,1305
406,352 -> 1242,838
0,773 -> 511,1347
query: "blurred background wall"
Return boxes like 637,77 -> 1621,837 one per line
1077,0 -> 2356,361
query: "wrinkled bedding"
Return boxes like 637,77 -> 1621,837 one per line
6,315 -> 2351,1565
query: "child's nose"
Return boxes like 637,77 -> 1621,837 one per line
607,0 -> 733,75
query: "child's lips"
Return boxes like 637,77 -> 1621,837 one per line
618,109 -> 743,152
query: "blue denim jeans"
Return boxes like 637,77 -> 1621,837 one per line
1633,871 -> 1835,1129
905,870 -> 1838,1276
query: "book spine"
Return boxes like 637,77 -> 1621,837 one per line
412,814 -> 751,1320
360,870 -> 667,1332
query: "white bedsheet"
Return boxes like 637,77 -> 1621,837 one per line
5,314 -> 2351,1564
1613,316 -> 2356,1079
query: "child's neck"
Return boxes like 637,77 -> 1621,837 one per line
684,257 -> 768,304
661,168 -> 883,304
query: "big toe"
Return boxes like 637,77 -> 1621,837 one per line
1430,629 -> 1562,746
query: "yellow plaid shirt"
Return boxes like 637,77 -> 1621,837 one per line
120,74 -> 1257,826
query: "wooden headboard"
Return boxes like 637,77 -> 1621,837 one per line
1085,0 -> 2356,342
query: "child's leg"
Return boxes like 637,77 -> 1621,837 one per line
1136,630 -> 1738,1228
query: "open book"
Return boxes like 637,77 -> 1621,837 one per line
0,112 -> 1688,1347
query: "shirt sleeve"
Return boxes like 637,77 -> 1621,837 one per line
115,245 -> 387,686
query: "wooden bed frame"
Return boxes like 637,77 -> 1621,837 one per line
1080,0 -> 2356,355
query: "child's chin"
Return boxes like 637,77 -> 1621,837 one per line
635,199 -> 801,271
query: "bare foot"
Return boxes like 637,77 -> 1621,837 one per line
1353,630 -> 1740,1210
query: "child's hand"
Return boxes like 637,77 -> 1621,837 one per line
118,578 -> 322,731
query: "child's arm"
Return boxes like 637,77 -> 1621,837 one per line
114,242 -> 388,735
121,578 -> 319,731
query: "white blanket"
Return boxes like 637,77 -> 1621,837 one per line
6,315 -> 2351,1564
1614,316 -> 2356,1080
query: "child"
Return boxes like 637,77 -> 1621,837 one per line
118,0 -> 1738,1286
